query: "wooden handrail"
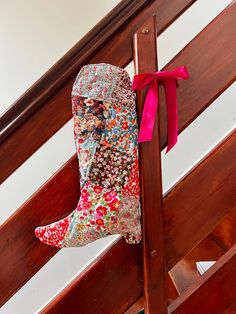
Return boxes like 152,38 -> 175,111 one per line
0,0 -> 196,183
159,0 -> 236,147
0,0 -> 152,140
0,0 -> 235,311
39,132 -> 236,313
0,156 -> 80,305
1,130 -> 235,307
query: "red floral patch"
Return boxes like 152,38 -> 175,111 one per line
109,198 -> 120,211
96,206 -> 107,216
93,185 -> 103,193
122,122 -> 128,130
104,192 -> 113,202
82,201 -> 92,209
81,189 -> 89,198
96,218 -> 104,225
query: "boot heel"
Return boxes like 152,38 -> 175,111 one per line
123,231 -> 142,244
123,220 -> 142,244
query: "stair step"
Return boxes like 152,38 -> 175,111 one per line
169,234 -> 226,295
126,234 -> 227,313
196,261 -> 216,275
211,207 -> 236,250
124,273 -> 179,313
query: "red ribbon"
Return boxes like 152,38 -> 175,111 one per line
132,65 -> 189,153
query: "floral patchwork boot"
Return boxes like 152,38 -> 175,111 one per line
35,63 -> 142,248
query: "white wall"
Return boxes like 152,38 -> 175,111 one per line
1,0 -> 235,313
0,0 -> 120,114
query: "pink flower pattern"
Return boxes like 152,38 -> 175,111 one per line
35,63 -> 142,248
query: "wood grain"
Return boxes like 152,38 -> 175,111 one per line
124,273 -> 179,314
134,15 -> 167,313
0,0 -> 152,141
0,156 -> 80,305
0,0 -> 196,183
124,297 -> 145,314
40,238 -> 143,314
169,235 -> 225,295
165,131 -> 236,270
211,207 -> 236,250
1,103 -> 235,309
1,130 -> 232,310
168,243 -> 236,313
1,1 -> 235,310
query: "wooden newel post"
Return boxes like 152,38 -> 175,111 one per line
133,15 -> 167,313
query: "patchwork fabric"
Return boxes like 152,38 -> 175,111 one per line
35,63 -> 142,248
101,105 -> 138,154
89,144 -> 135,192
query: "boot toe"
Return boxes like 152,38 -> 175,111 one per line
34,219 -> 70,248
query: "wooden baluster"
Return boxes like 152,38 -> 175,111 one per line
133,15 -> 167,313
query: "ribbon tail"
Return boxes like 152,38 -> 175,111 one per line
164,79 -> 178,153
138,80 -> 159,143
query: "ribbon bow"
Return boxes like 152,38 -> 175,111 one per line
132,65 -> 189,153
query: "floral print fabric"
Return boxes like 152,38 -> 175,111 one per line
35,63 -> 142,248
89,144 -> 135,192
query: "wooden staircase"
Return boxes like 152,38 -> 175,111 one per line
0,0 -> 235,313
